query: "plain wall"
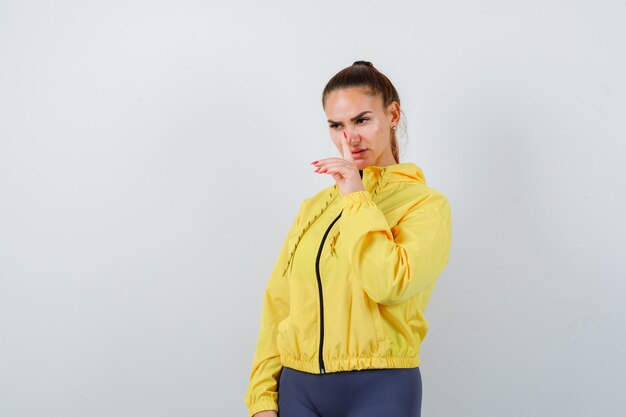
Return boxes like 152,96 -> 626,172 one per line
1,0 -> 624,416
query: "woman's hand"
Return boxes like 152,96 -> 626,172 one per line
311,131 -> 365,196
252,411 -> 277,417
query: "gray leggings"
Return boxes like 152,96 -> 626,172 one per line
277,366 -> 422,417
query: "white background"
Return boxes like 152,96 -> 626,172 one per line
1,1 -> 624,416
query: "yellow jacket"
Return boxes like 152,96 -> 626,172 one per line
244,162 -> 452,417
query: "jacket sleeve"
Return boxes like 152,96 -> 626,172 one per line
243,209 -> 300,417
339,189 -> 452,306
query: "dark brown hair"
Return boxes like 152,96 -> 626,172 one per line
321,60 -> 404,163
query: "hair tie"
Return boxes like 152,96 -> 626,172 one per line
352,60 -> 373,67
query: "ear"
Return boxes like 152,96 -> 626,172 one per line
387,101 -> 401,125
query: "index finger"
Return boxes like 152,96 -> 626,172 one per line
341,130 -> 355,164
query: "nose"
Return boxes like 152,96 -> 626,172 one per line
343,128 -> 358,143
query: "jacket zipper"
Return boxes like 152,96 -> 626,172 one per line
315,210 -> 343,374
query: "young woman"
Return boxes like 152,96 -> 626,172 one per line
244,61 -> 452,417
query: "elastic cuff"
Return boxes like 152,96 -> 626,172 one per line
248,399 -> 278,417
342,190 -> 374,208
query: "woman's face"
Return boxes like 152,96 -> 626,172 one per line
324,87 -> 400,168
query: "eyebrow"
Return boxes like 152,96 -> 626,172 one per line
327,111 -> 372,124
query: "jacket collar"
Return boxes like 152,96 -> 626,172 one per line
356,162 -> 426,194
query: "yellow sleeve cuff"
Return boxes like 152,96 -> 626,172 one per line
341,190 -> 374,208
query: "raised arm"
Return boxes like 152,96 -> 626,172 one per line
339,189 -> 452,306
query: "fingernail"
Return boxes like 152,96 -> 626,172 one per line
343,131 -> 347,139
311,160 -> 318,165
315,167 -> 320,172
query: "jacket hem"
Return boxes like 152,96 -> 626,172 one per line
280,354 -> 420,374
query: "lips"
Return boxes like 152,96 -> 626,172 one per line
351,149 -> 367,157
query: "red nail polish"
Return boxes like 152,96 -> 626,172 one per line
343,131 -> 347,139
315,167 -> 320,172
311,160 -> 318,165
